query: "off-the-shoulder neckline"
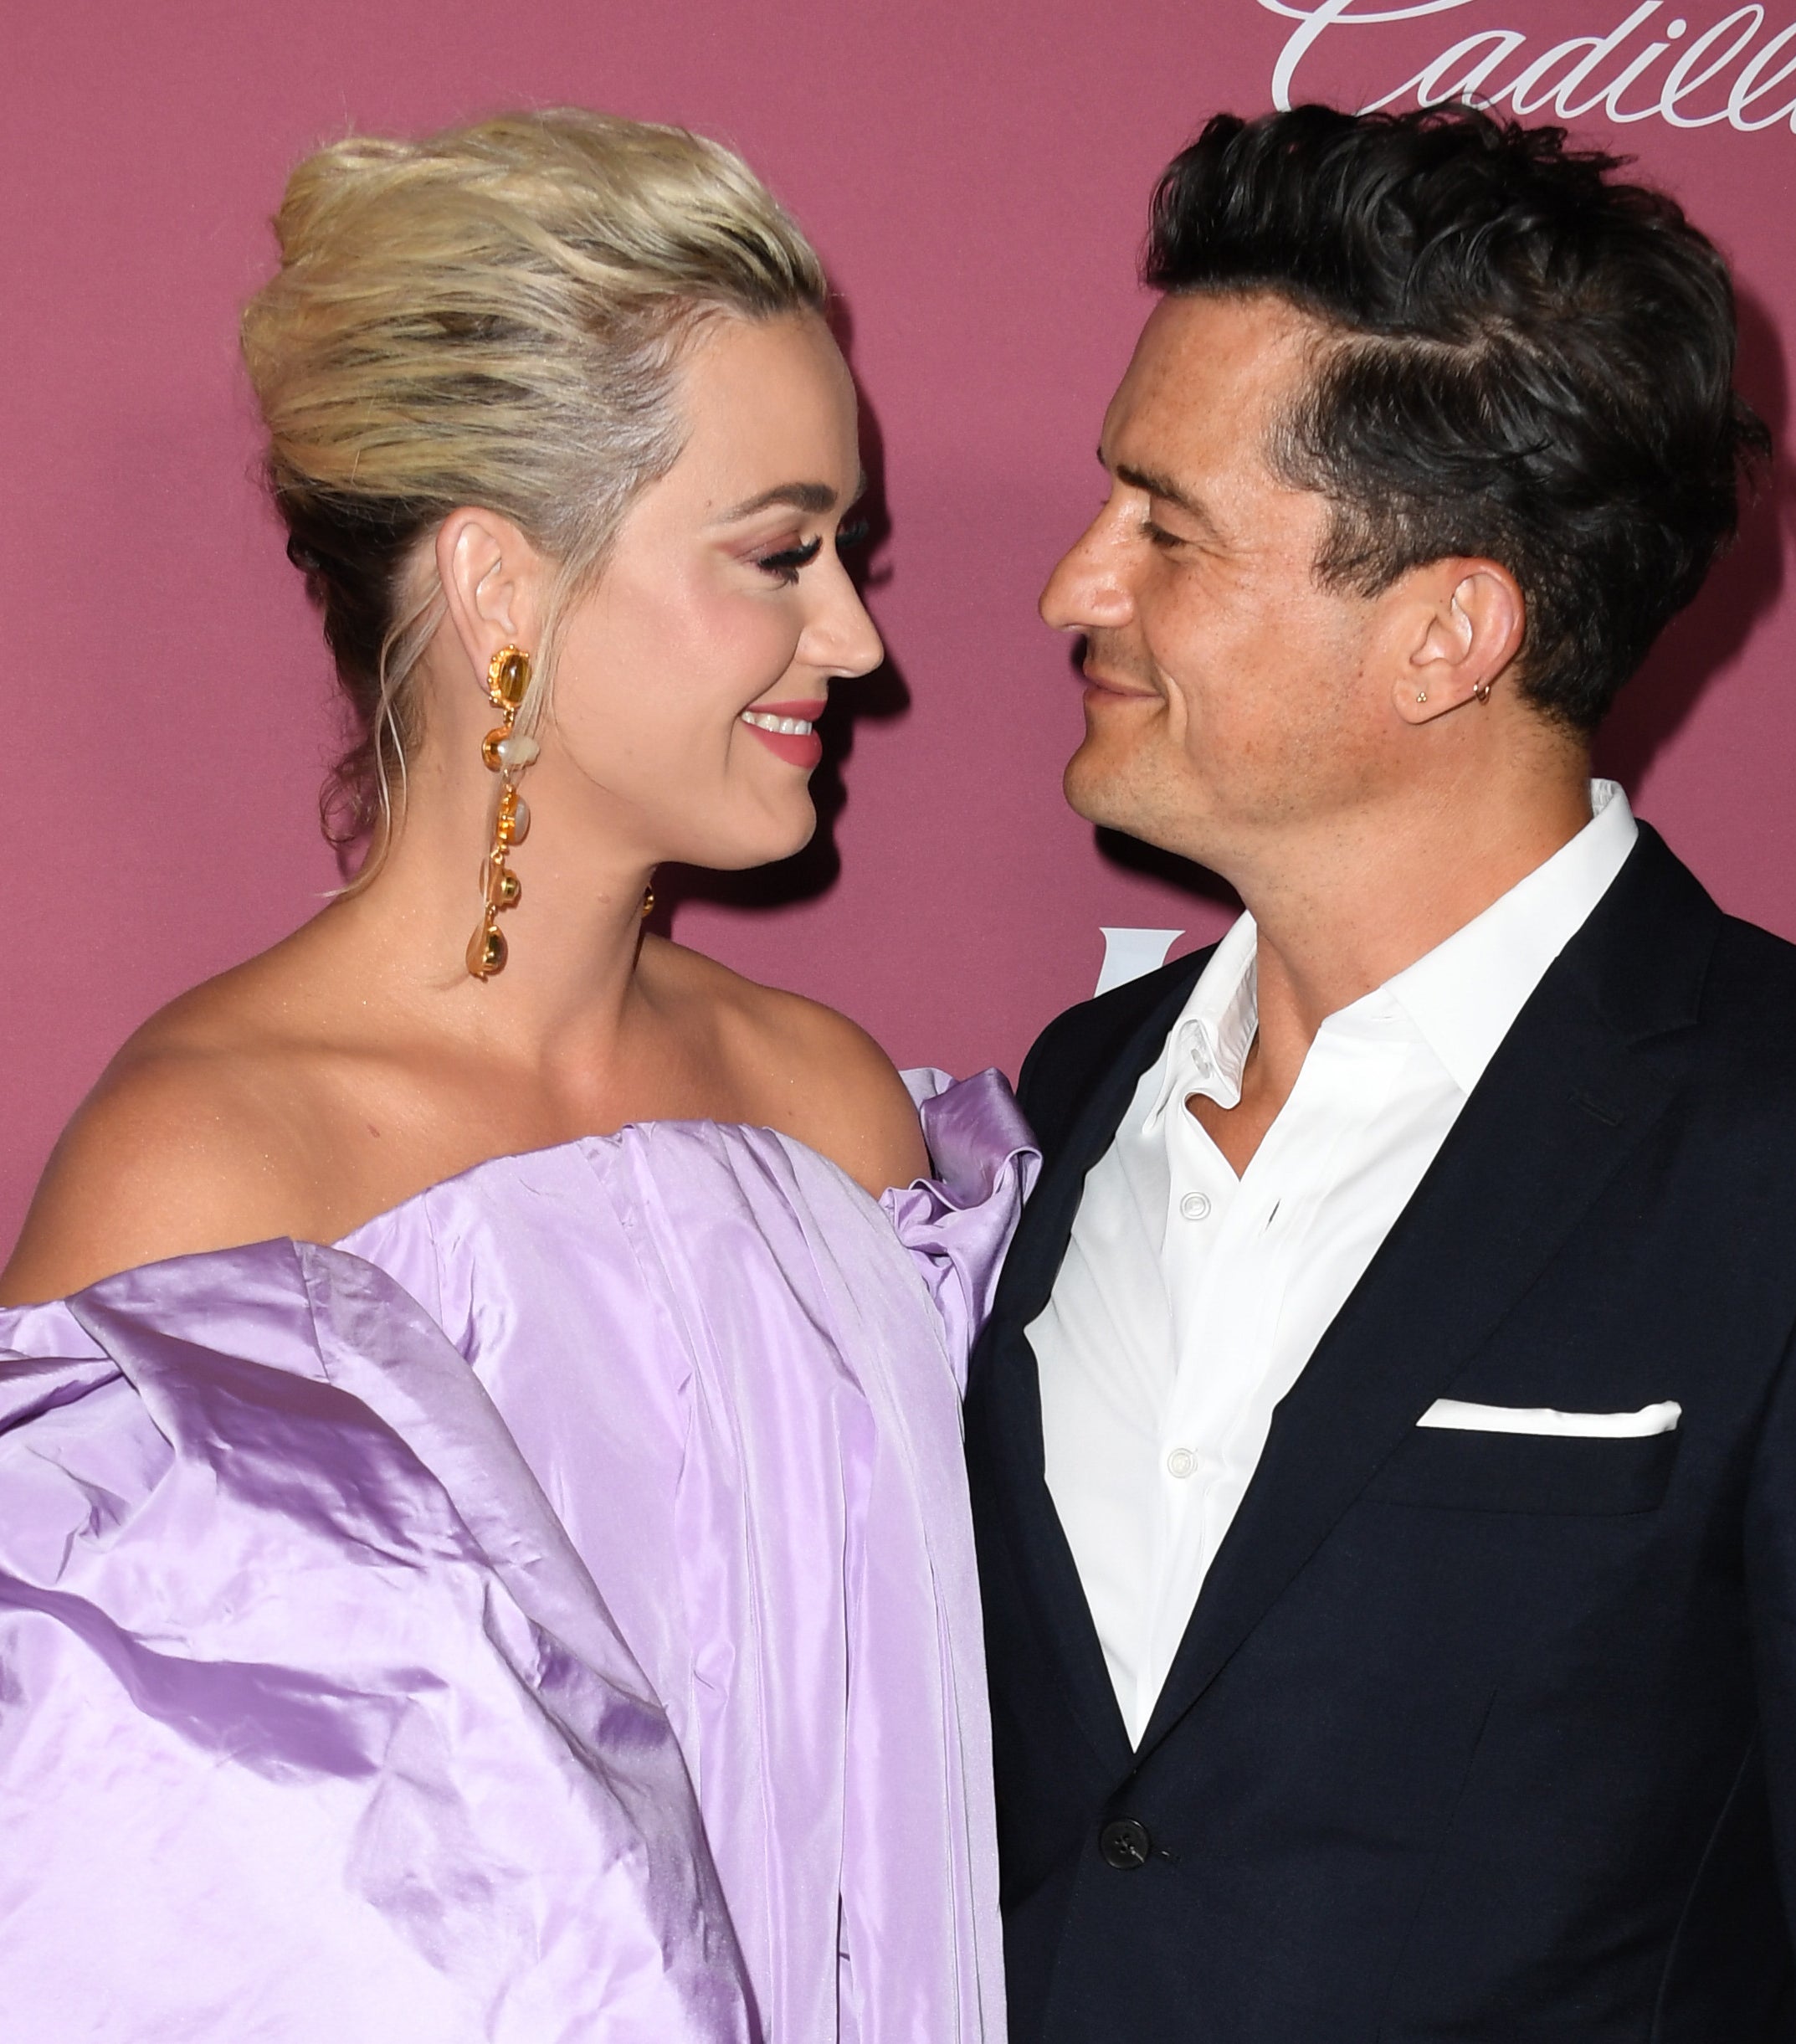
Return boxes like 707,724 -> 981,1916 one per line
0,1119 -> 895,1319
5,1073 -> 1029,1312
332,1114 -> 895,1250
330,1066 -> 1030,1250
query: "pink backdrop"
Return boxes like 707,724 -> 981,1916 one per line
4,0 -> 1793,1248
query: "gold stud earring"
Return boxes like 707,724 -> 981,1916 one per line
1416,690 -> 1429,705
466,645 -> 537,980
1472,676 -> 1493,705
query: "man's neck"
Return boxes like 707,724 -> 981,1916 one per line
1189,763 -> 1595,1178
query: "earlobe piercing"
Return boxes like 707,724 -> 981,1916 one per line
466,645 -> 536,980
1416,691 -> 1429,705
1472,677 -> 1493,705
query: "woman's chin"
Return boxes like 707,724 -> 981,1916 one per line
680,805 -> 818,875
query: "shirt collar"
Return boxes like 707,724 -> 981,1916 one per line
1384,779 -> 1637,1095
1139,779 -> 1638,1130
1142,911 -> 1260,1133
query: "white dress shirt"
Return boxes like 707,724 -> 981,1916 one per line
1030,782 -> 1639,1745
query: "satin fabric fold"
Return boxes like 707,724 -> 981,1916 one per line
0,1071 -> 1036,2044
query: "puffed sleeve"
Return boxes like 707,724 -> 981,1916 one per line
0,1241 -> 753,2044
881,1069 -> 1039,1385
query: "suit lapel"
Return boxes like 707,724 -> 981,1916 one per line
976,957 -> 1208,1773
1136,827 -> 1716,1759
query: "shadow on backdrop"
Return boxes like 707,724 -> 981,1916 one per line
1096,815 -> 1243,919
653,300 -> 909,932
1596,285 -> 1791,791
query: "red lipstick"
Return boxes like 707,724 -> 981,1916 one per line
741,699 -> 827,769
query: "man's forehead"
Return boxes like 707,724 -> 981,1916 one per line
1101,291 -> 1321,470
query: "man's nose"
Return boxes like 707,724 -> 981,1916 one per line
1040,512 -> 1132,634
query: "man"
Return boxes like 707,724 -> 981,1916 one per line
966,104 -> 1793,2041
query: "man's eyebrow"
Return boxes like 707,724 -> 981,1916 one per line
1112,460 -> 1219,532
715,475 -> 866,523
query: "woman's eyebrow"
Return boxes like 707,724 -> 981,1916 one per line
715,474 -> 869,523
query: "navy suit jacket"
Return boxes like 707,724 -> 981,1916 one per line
966,824 -> 1796,2041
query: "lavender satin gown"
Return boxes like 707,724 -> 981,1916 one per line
0,1069 -> 1036,2044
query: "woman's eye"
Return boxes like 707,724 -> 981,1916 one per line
755,536 -> 824,584
835,517 -> 871,557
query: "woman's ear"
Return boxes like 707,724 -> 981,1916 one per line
1393,558 -> 1526,727
434,509 -> 549,683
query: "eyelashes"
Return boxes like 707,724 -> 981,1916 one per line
756,536 -> 824,583
754,517 -> 874,585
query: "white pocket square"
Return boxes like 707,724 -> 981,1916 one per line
1418,1399 -> 1681,1438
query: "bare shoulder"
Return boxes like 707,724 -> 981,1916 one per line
0,986 -> 323,1307
648,941 -> 928,1197
736,983 -> 931,1198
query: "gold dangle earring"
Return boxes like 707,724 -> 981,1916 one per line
466,645 -> 537,980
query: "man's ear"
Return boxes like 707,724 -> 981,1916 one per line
1392,559 -> 1526,727
434,508 -> 549,686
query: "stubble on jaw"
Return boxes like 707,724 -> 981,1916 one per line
1063,593 -> 1383,884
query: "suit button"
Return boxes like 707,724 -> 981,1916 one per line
1099,1817 -> 1152,1869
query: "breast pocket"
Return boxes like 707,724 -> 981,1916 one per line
1362,1426 -> 1679,1516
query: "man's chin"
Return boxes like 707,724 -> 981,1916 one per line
1064,747 -> 1146,834
1063,748 -> 1229,872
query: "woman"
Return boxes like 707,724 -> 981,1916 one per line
0,113 -> 1031,2043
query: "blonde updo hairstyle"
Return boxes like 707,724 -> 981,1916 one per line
241,110 -> 828,872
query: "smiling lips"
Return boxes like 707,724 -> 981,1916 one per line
741,699 -> 827,768
1082,666 -> 1157,707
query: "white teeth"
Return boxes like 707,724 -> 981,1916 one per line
741,710 -> 814,736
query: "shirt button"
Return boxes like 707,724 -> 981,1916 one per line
1179,1191 -> 1213,1221
1166,1446 -> 1198,1479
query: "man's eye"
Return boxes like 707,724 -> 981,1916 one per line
1142,516 -> 1184,551
755,536 -> 824,583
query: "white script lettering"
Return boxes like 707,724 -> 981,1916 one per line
1262,0 -> 1796,132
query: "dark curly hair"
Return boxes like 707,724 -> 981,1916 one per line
1145,105 -> 1771,731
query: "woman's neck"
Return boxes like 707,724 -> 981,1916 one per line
321,740 -> 661,1074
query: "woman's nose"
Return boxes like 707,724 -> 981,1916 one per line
813,569 -> 885,678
